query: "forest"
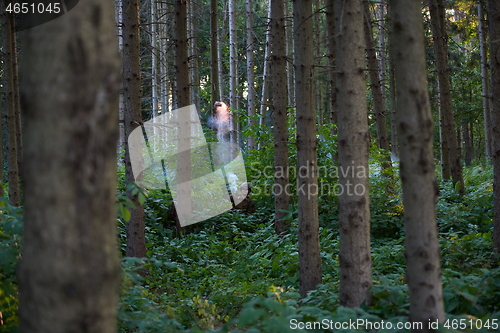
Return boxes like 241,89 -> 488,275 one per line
0,0 -> 500,332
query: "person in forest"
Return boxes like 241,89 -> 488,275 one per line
208,101 -> 232,142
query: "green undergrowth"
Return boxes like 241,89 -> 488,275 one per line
1,160 -> 499,332
114,159 -> 499,332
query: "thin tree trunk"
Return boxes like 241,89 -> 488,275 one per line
175,0 -> 192,231
0,84 -> 3,198
479,0 -> 492,159
271,0 -> 289,235
390,0 -> 446,327
487,0 -> 500,256
293,0 -> 322,298
285,1 -> 294,107
1,8 -> 19,206
326,0 -> 337,134
438,97 -> 451,179
464,123 -> 474,165
211,0 -> 221,103
218,0 -> 226,101
151,0 -> 158,122
259,5 -> 272,147
387,1 -> 398,158
175,0 -> 191,108
313,1 -> 323,126
18,0 -> 122,331
116,0 -> 126,153
363,0 -> 391,169
388,51 -> 398,158
123,0 -> 146,257
229,0 -> 238,151
11,15 -> 22,181
335,0 -> 372,307
378,0 -> 393,156
160,0 -> 170,114
429,0 -> 464,192
247,0 -> 256,150
189,0 -> 200,110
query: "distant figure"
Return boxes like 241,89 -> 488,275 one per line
207,101 -> 231,142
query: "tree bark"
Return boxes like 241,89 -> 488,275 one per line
271,0 -> 289,235
335,0 -> 372,307
11,13 -> 23,182
247,0 -> 256,150
363,0 -> 391,169
211,0 -> 221,103
151,0 -> 158,122
479,0 -> 493,159
313,1 -> 323,125
326,0 -> 337,133
123,0 -> 146,257
115,0 -> 126,153
175,0 -> 193,230
285,2 -> 294,107
464,123 -> 474,165
439,103 -> 451,179
1,7 -> 20,206
188,0 -> 200,110
429,0 -> 464,192
488,0 -> 500,256
387,1 -> 398,159
259,5 -> 272,147
293,0 -> 322,298
390,0 -> 446,327
159,0 -> 170,115
229,0 -> 238,150
18,0 -> 122,331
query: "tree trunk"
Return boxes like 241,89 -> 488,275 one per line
18,0 -> 122,331
479,0 -> 492,159
326,0 -> 337,133
271,0 -> 289,235
285,2 -> 294,107
378,0 -> 393,157
115,0 -> 126,153
211,0 -> 221,103
218,1 -> 226,101
387,2 -> 398,159
335,0 -> 372,307
123,0 -> 146,257
247,0 -> 256,150
229,0 -> 238,151
259,5 -> 272,147
464,123 -> 474,165
293,0 -> 322,298
11,13 -> 23,182
159,0 -> 170,114
175,0 -> 193,230
1,8 -> 20,206
439,104 -> 451,179
363,0 -> 391,169
151,0 -> 158,122
390,0 -> 446,327
429,0 -> 464,192
0,84 -> 3,198
189,0 -> 200,110
313,1 -> 323,126
488,0 -> 500,256
388,54 -> 398,158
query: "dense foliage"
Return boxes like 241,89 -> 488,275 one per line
2,126 -> 499,332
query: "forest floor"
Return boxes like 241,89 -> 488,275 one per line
115,162 -> 500,332
0,161 -> 499,332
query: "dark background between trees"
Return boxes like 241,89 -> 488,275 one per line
0,0 -> 499,332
